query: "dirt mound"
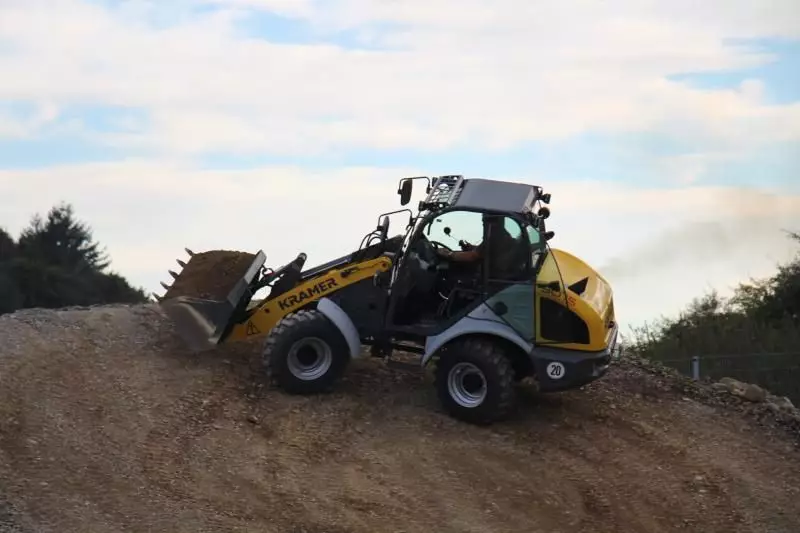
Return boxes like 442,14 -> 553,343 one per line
1,304 -> 800,533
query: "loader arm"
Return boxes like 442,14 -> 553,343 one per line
225,255 -> 393,343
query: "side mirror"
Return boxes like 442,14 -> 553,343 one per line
540,193 -> 551,204
544,231 -> 555,241
398,179 -> 413,206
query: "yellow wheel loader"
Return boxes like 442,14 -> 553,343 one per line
156,175 -> 618,424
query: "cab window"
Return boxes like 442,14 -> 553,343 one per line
485,215 -> 530,281
525,223 -> 546,272
424,210 -> 483,248
526,224 -> 543,249
504,217 -> 523,240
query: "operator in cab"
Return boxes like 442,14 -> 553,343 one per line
434,215 -> 524,279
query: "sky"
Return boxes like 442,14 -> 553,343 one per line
0,0 -> 799,334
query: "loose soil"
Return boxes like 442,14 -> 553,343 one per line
163,250 -> 257,300
1,304 -> 799,533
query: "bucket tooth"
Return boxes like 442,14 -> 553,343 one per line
176,259 -> 187,268
152,294 -> 163,302
185,248 -> 195,257
168,270 -> 179,280
160,281 -> 170,290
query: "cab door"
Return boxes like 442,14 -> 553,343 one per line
482,215 -> 537,342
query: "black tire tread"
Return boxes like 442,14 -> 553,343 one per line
262,308 -> 349,394
433,336 -> 517,425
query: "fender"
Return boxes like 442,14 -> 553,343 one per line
422,303 -> 533,367
316,297 -> 362,359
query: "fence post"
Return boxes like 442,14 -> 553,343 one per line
691,355 -> 700,380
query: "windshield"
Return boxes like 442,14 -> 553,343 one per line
425,210 -> 484,247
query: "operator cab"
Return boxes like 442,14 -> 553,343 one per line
384,175 -> 552,339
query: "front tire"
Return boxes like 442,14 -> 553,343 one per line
263,309 -> 350,394
433,337 -> 517,425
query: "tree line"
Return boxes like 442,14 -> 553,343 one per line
0,203 -> 149,315
627,231 -> 800,402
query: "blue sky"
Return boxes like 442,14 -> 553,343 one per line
1,0 -> 799,329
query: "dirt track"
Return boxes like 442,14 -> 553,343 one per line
1,304 -> 799,533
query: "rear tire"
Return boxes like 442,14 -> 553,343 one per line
434,337 -> 516,425
263,309 -> 350,394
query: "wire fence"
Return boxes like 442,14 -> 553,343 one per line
655,351 -> 800,403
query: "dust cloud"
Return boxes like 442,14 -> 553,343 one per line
599,213 -> 800,328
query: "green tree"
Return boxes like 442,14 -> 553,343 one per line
756,231 -> 799,322
0,228 -> 22,313
16,203 -> 110,274
0,227 -> 15,261
1,203 -> 149,314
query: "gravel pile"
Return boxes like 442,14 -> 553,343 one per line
618,353 -> 800,443
1,304 -> 799,533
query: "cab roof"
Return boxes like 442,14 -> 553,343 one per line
421,175 -> 542,215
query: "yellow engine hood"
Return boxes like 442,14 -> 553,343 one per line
536,248 -> 615,351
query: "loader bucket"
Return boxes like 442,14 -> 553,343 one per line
156,248 -> 266,352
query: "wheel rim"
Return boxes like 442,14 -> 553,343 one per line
447,362 -> 487,408
287,337 -> 333,381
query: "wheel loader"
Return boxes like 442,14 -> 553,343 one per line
155,175 -> 618,424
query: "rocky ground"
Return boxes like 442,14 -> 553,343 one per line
1,303 -> 799,533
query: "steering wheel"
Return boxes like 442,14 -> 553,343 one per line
429,240 -> 453,252
414,235 -> 452,265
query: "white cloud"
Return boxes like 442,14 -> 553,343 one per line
0,115 -> 29,139
217,0 -> 800,40
0,0 -> 798,155
203,0 -> 316,18
0,101 -> 60,140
